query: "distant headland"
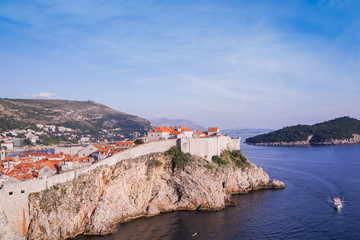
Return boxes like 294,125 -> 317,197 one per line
246,117 -> 360,146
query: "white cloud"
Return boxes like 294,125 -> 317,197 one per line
30,92 -> 55,99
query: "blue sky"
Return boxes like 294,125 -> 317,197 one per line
1,0 -> 360,129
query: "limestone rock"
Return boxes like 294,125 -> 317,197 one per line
27,153 -> 284,239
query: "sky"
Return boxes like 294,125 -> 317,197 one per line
1,0 -> 360,129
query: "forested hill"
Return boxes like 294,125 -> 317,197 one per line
0,98 -> 152,141
246,117 -> 360,144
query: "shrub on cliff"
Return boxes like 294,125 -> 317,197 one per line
148,158 -> 162,168
230,150 -> 250,170
218,150 -> 250,170
211,155 -> 227,166
165,146 -> 191,170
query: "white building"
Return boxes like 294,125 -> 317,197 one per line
80,137 -> 90,143
193,130 -> 206,138
207,127 -> 220,136
1,142 -> 13,150
146,126 -> 194,142
179,127 -> 194,138
13,139 -> 24,148
54,145 -> 83,156
29,136 -> 39,144
44,125 -> 56,132
78,143 -> 113,158
147,127 -> 173,142
57,126 -> 66,132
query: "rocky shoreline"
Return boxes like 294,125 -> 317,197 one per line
26,152 -> 284,240
248,134 -> 360,146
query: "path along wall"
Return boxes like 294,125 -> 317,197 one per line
0,136 -> 240,239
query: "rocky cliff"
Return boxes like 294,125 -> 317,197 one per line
27,151 -> 284,239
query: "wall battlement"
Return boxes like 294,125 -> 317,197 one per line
0,136 -> 240,239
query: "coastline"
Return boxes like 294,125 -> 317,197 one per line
1,136 -> 285,240
27,152 -> 284,239
246,134 -> 360,146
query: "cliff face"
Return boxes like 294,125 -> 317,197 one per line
27,152 -> 283,240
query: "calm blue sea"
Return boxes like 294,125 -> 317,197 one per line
75,139 -> 360,240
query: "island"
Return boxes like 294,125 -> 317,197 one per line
246,117 -> 360,146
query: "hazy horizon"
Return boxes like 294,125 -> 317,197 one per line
1,1 -> 359,129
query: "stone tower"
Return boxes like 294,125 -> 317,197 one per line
0,149 -> 5,160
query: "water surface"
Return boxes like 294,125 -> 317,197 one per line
76,142 -> 360,240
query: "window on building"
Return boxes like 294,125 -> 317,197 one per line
9,191 -> 13,195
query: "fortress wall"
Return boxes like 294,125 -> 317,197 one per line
54,146 -> 84,156
0,137 -> 239,239
1,178 -> 47,237
179,136 -> 241,160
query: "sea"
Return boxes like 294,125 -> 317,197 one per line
75,136 -> 360,240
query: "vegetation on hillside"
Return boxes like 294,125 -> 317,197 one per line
0,98 -> 152,141
0,116 -> 28,131
246,117 -> 360,144
165,147 -> 191,170
211,150 -> 250,171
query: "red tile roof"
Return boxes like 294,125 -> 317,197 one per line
170,131 -> 182,135
149,127 -> 174,133
22,152 -> 46,157
45,153 -> 64,159
195,130 -> 205,135
181,127 -> 192,132
208,127 -> 219,132
97,148 -> 111,154
116,141 -> 134,147
149,126 -> 194,134
14,162 -> 36,169
42,161 -> 57,171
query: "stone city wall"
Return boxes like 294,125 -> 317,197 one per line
0,136 -> 240,239
179,136 -> 241,160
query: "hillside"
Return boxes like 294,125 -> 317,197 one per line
246,117 -> 360,145
222,128 -> 273,137
0,98 -> 152,142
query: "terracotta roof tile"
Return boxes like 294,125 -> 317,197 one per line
208,127 -> 219,132
42,161 -> 57,171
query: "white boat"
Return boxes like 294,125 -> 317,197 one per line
333,197 -> 342,209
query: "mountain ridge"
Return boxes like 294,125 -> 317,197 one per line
150,117 -> 207,131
